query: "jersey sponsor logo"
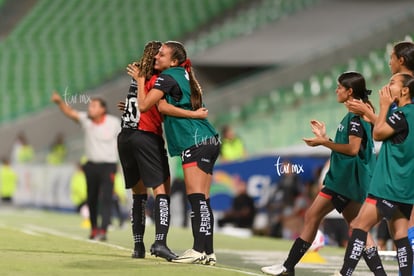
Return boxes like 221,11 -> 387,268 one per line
181,149 -> 191,161
389,111 -> 402,125
350,121 -> 361,133
201,158 -> 211,163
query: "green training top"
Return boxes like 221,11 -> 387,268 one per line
369,104 -> 414,204
323,112 -> 376,203
162,67 -> 218,157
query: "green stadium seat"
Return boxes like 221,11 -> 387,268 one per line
0,0 -> 244,124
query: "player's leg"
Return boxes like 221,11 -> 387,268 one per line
389,206 -> 413,276
136,132 -> 177,261
342,201 -> 385,276
131,181 -> 147,258
173,164 -> 209,264
340,200 -> 380,275
261,192 -> 334,275
97,163 -> 117,240
83,162 -> 100,239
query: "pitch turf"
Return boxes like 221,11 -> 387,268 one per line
0,208 -> 399,276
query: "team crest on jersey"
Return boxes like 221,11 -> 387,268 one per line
338,123 -> 345,132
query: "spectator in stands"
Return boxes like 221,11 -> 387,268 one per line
219,125 -> 246,162
0,157 -> 18,203
262,72 -> 385,276
339,73 -> 414,276
46,132 -> 67,165
11,132 -> 35,164
218,176 -> 256,229
120,41 -> 208,261
129,41 -> 220,265
51,92 -> 120,241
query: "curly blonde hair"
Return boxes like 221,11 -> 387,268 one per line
135,41 -> 162,80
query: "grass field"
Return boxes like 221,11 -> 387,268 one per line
0,207 -> 400,276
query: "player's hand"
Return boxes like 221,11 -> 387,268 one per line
345,99 -> 365,116
126,63 -> 140,80
192,107 -> 208,119
379,85 -> 396,109
310,120 -> 327,138
346,99 -> 375,123
303,136 -> 326,147
51,91 -> 62,104
117,101 -> 126,111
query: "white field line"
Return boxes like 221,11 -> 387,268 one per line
25,224 -> 130,252
21,224 -> 264,276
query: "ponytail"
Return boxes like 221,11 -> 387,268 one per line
180,59 -> 203,110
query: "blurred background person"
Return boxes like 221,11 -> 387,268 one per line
219,125 -> 246,162
10,132 -> 35,165
111,170 -> 127,229
266,161 -> 303,238
52,92 -> 120,241
46,132 -> 67,165
0,157 -> 18,204
218,176 -> 256,229
70,162 -> 89,228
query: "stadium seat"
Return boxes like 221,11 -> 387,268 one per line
0,0 -> 243,124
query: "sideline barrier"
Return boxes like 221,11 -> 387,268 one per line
210,155 -> 328,211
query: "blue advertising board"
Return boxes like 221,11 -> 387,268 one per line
210,155 -> 328,211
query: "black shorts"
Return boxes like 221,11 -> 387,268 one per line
366,194 -> 412,220
117,128 -> 170,189
181,136 -> 220,174
319,187 -> 351,213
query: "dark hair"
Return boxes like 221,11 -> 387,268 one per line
163,41 -> 203,110
393,41 -> 414,74
91,97 -> 107,114
338,71 -> 375,112
137,41 -> 162,80
399,73 -> 414,99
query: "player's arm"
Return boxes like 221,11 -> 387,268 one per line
136,77 -> 164,112
303,117 -> 362,156
157,99 -> 208,119
320,135 -> 361,156
373,86 -> 397,141
51,91 -> 80,122
303,136 -> 361,156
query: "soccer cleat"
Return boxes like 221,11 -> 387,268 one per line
132,243 -> 145,259
95,229 -> 107,241
172,249 -> 206,264
203,253 -> 216,266
331,271 -> 342,276
89,228 -> 98,240
261,264 -> 294,276
150,243 -> 178,262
